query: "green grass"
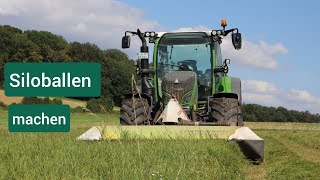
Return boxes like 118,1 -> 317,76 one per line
245,121 -> 320,130
0,110 -> 320,179
256,130 -> 320,180
0,132 -> 248,179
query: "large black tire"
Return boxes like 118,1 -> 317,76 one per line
210,97 -> 243,126
120,98 -> 149,125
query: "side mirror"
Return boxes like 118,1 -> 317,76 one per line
122,36 -> 130,49
232,33 -> 242,50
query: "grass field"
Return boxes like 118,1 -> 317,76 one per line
0,110 -> 320,179
0,90 -> 86,108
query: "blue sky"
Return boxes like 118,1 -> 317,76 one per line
0,0 -> 319,113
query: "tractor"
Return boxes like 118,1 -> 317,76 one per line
120,20 -> 243,126
78,20 -> 264,163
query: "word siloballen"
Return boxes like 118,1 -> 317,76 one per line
9,72 -> 91,88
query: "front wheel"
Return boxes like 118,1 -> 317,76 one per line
210,97 -> 243,126
120,98 -> 149,125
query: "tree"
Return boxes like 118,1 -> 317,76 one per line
25,51 -> 43,62
52,50 -> 72,62
0,25 -> 42,84
0,53 -> 8,83
2,25 -> 23,34
103,49 -> 129,61
86,96 -> 113,113
103,49 -> 135,106
67,42 -> 104,62
243,113 -> 257,122
24,30 -> 68,51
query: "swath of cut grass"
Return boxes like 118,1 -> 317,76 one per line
254,130 -> 320,180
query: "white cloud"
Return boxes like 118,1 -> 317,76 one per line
242,80 -> 278,94
170,25 -> 288,70
241,80 -> 282,107
242,80 -> 320,113
284,89 -> 320,112
0,0 -> 24,16
221,39 -> 288,70
72,23 -> 87,33
287,89 -> 320,105
0,0 -> 159,53
243,92 -> 282,107
173,26 -> 211,32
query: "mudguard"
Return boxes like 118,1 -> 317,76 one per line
230,77 -> 242,104
216,76 -> 241,104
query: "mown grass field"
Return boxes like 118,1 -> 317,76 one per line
0,110 -> 320,179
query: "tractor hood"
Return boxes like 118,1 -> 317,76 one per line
161,71 -> 198,107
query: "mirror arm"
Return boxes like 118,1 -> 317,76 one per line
224,28 -> 238,36
137,29 -> 147,48
124,29 -> 148,51
125,31 -> 138,36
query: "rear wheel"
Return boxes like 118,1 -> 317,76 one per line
210,97 -> 243,126
120,98 -> 149,125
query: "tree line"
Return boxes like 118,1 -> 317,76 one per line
242,104 -> 320,123
0,25 -> 136,112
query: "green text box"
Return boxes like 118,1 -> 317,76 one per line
4,62 -> 101,97
8,104 -> 70,132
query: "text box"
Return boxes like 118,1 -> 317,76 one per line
8,104 -> 70,132
5,62 -> 101,97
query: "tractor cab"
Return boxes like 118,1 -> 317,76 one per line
155,32 -> 222,104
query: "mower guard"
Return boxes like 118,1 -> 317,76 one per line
77,125 -> 264,163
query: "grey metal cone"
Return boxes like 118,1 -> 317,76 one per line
77,126 -> 102,141
229,127 -> 264,163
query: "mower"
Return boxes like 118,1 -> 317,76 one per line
78,20 -> 264,163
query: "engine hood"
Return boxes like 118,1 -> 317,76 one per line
161,71 -> 198,106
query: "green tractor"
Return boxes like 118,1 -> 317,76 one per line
120,20 -> 243,126
77,21 -> 264,162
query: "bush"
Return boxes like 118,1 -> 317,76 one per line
0,101 -> 7,109
43,97 -> 51,104
0,101 -> 5,107
86,96 -> 113,113
71,106 -> 87,113
21,97 -> 39,104
21,97 -> 63,105
86,99 -> 100,113
51,98 -> 62,105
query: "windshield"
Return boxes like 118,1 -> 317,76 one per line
156,32 -> 212,98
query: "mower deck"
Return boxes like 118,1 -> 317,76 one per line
77,125 -> 264,163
